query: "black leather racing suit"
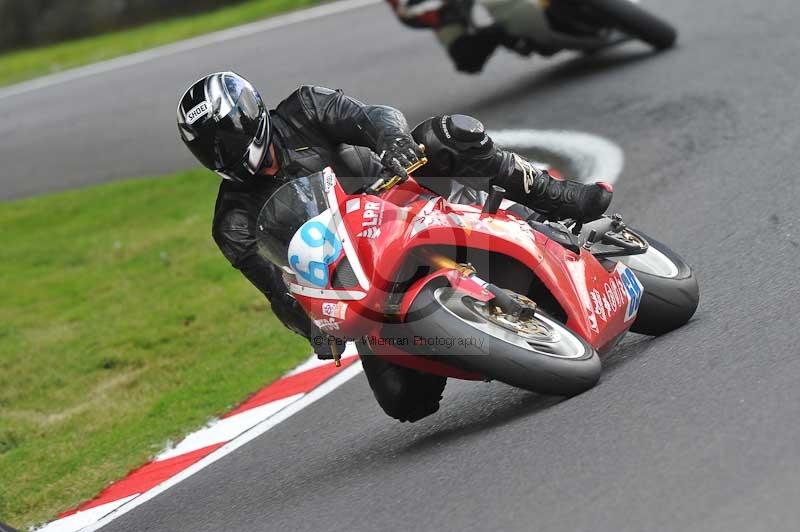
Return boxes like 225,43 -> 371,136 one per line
212,86 -> 609,422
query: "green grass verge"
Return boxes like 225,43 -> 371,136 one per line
0,170 -> 311,529
0,0 -> 328,88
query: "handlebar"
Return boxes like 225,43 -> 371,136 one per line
366,145 -> 428,195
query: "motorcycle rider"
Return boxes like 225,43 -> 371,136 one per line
177,72 -> 611,422
385,0 -> 544,73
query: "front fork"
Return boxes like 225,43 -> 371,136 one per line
340,249 -> 538,367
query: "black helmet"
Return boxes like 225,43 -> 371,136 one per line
177,72 -> 271,182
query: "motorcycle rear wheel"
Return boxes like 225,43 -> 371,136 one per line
583,0 -> 677,49
405,282 -> 601,396
610,231 -> 699,336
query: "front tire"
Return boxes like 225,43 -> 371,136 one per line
612,231 -> 699,336
584,0 -> 678,49
405,283 -> 601,396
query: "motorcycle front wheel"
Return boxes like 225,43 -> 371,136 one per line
405,281 -> 601,396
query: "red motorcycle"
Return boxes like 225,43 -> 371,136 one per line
256,164 -> 699,396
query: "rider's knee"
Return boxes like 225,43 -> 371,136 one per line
412,114 -> 502,178
360,355 -> 446,423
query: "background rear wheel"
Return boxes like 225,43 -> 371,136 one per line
584,0 -> 678,49
405,283 -> 601,396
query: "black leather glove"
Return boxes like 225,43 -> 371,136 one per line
312,334 -> 347,360
376,133 -> 423,179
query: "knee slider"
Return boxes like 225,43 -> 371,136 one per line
412,115 -> 496,176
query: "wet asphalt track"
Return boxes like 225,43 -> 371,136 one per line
4,0 -> 800,530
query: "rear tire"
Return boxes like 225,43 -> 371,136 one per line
612,231 -> 699,336
584,0 -> 677,49
405,282 -> 601,396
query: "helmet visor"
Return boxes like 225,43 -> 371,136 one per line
213,88 -> 267,170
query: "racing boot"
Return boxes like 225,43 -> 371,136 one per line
411,114 -> 612,222
494,153 -> 613,222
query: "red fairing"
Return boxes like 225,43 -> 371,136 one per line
397,267 -> 494,319
289,169 -> 640,379
534,240 -> 635,352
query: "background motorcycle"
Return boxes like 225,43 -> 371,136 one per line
256,165 -> 699,396
453,0 -> 677,56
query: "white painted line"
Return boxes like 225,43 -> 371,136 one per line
0,0 -> 381,100
489,129 -> 625,184
82,361 -> 364,532
154,393 -> 303,461
37,496 -> 139,532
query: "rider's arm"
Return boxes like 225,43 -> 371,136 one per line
280,86 -> 411,151
240,257 -> 315,337
211,184 -> 317,339
223,244 -> 344,359
281,85 -> 421,177
212,220 -> 312,339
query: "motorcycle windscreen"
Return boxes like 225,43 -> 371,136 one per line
256,171 -> 330,269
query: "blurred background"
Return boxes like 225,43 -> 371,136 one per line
0,1 -> 248,51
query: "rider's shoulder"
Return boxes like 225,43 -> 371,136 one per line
298,85 -> 344,106
276,85 -> 342,114
305,85 -> 339,95
292,85 -> 342,100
